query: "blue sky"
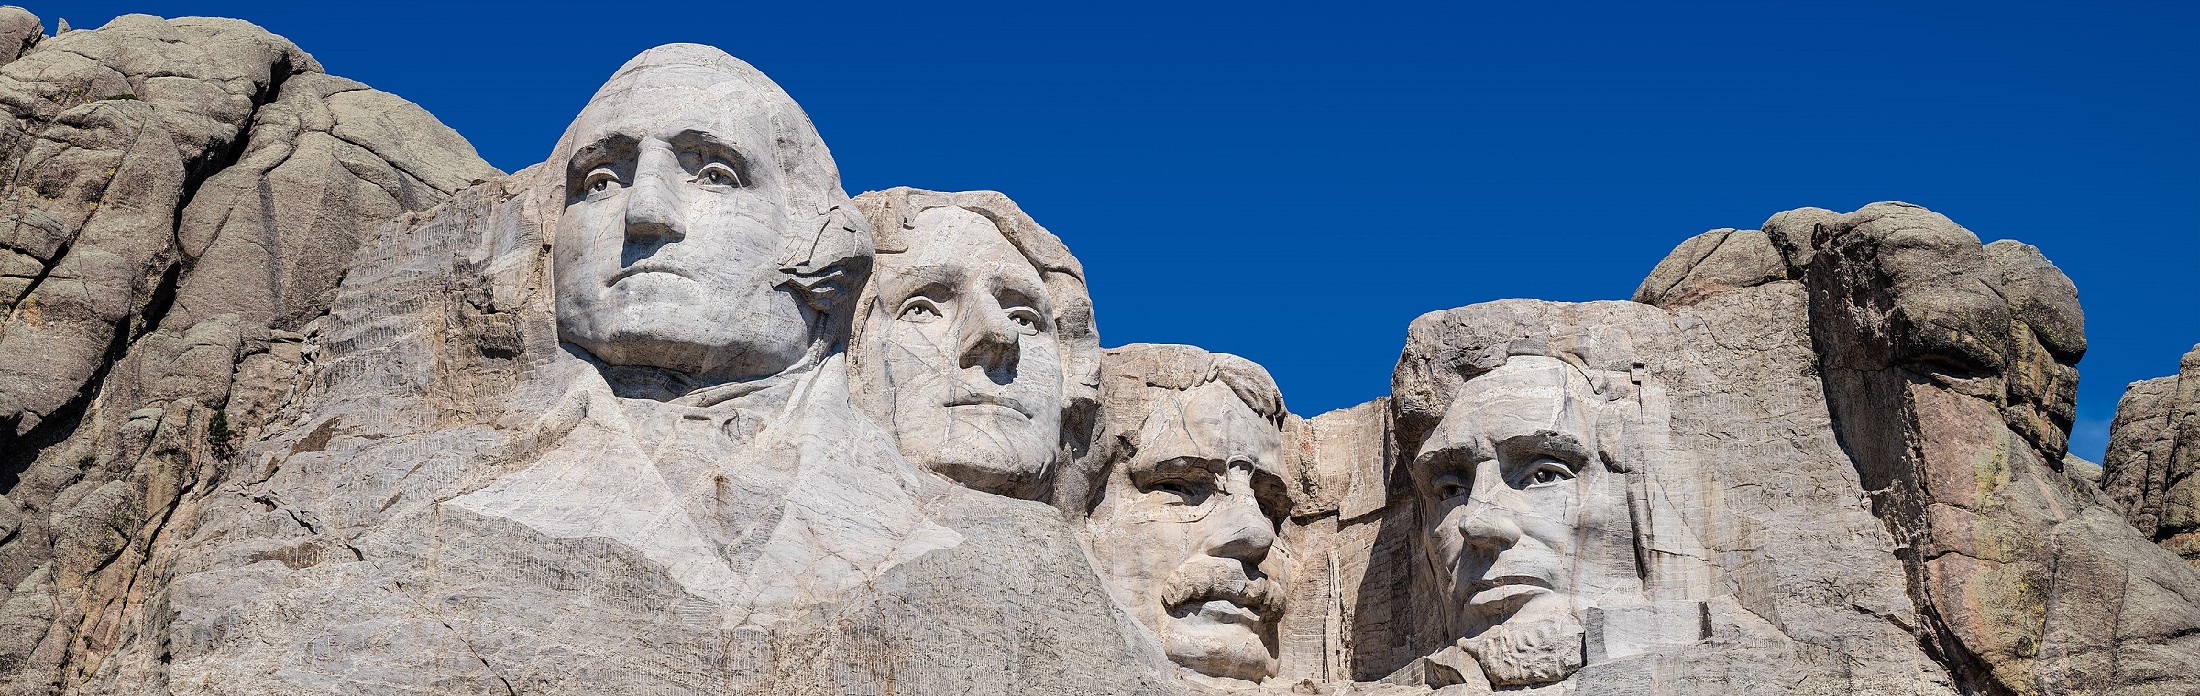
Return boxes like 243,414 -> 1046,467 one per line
49,1 -> 2199,460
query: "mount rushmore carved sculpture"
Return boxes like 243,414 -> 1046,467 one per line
0,9 -> 2194,695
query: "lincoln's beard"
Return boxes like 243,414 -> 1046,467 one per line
1459,613 -> 1585,687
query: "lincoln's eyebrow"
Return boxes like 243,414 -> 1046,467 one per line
1493,431 -> 1590,468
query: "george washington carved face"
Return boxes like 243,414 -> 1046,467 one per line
551,45 -> 862,391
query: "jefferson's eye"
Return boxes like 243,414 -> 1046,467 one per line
897,298 -> 942,323
1522,460 -> 1575,489
581,168 -> 623,198
1005,308 -> 1043,335
693,162 -> 740,188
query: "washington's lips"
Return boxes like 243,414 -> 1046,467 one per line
944,391 -> 1033,418
607,262 -> 692,286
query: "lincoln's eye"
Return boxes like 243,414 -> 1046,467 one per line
693,162 -> 740,187
1433,474 -> 1470,501
1522,459 -> 1575,488
897,298 -> 943,322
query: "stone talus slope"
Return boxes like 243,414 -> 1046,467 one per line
0,8 -> 498,692
2103,344 -> 2200,570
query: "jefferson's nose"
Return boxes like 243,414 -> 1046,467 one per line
623,151 -> 685,245
956,304 -> 1021,381
1456,459 -> 1522,555
1201,490 -> 1276,567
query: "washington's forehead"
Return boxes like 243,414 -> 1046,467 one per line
570,85 -> 775,139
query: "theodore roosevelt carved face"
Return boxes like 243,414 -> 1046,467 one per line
1080,345 -> 1291,684
551,45 -> 863,392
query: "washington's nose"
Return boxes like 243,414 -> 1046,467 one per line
1456,459 -> 1522,555
1203,493 -> 1276,567
956,305 -> 1021,382
623,155 -> 685,246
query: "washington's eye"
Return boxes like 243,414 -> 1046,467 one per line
1005,308 -> 1042,335
897,298 -> 942,323
1522,460 -> 1575,489
692,162 -> 740,187
581,167 -> 623,197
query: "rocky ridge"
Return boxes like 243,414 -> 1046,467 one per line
0,8 -> 2192,696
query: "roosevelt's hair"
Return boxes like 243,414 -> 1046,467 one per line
1056,343 -> 1287,516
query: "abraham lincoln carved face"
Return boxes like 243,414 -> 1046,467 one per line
1406,354 -> 1648,687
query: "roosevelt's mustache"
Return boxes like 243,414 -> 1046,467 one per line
1161,557 -> 1280,619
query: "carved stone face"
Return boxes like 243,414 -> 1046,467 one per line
1086,381 -> 1289,684
859,206 -> 1066,496
552,61 -> 812,384
1410,355 -> 1628,686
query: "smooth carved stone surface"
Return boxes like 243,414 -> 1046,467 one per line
0,9 -> 2195,696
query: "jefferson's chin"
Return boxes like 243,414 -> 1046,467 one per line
1459,612 -> 1584,687
914,431 -> 1053,498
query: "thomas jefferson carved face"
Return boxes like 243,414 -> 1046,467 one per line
552,53 -> 814,385
1409,355 -> 1633,687
1087,378 -> 1290,684
856,206 -> 1066,497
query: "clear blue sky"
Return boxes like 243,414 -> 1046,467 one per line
48,1 -> 2200,461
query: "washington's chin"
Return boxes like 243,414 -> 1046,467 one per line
1161,612 -> 1276,683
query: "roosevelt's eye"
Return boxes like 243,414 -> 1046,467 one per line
692,162 -> 740,188
1006,308 -> 1043,335
1521,459 -> 1575,489
1144,478 -> 1214,506
1432,473 -> 1470,502
581,167 -> 623,199
897,298 -> 943,323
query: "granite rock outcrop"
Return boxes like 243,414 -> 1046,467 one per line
0,6 -> 2194,696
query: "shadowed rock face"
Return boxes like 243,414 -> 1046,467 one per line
1,8 -> 2193,696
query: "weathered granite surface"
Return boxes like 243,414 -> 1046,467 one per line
0,6 -> 2194,696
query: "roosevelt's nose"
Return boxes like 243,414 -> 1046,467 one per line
623,150 -> 685,246
1455,459 -> 1523,556
955,304 -> 1021,383
1202,490 -> 1276,567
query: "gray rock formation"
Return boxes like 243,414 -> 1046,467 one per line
0,8 -> 497,692
0,6 -> 2194,696
2104,344 -> 2200,570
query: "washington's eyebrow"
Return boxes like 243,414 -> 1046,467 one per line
667,129 -> 753,174
565,134 -> 637,175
